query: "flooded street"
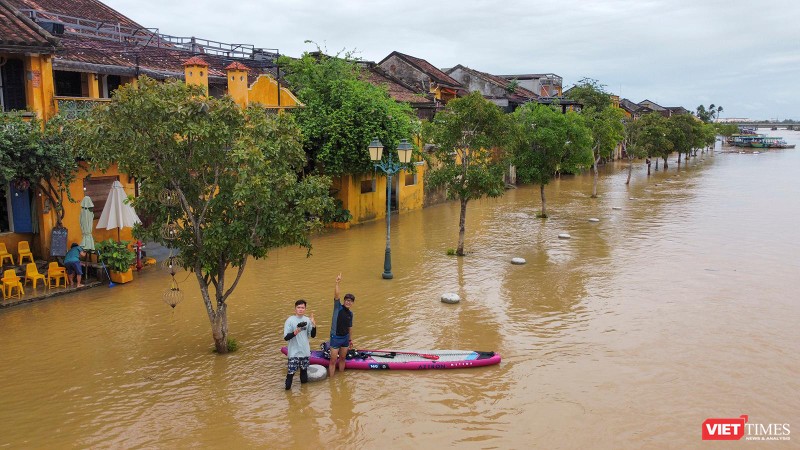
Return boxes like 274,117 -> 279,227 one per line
1,133 -> 799,448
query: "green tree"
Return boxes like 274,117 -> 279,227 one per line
585,106 -> 626,197
278,50 -> 416,176
79,77 -> 333,353
626,112 -> 671,177
510,103 -> 593,217
695,104 -> 723,123
565,78 -> 612,112
0,113 -> 81,226
424,92 -> 508,256
668,114 -> 703,165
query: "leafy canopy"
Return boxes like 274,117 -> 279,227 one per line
0,112 -> 82,224
279,50 -> 416,176
626,111 -> 672,159
510,103 -> 593,186
424,92 -> 509,202
565,78 -> 612,112
80,77 -> 333,297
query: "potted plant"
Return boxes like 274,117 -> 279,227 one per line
96,239 -> 136,283
328,199 -> 352,229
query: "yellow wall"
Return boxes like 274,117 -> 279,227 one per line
332,164 -> 426,225
398,164 -> 425,213
226,69 -> 249,108
36,163 -> 136,256
184,63 -> 209,90
21,54 -> 56,119
247,75 -> 301,108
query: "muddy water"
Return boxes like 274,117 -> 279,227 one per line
1,133 -> 799,448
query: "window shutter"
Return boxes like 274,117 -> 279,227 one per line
10,186 -> 32,233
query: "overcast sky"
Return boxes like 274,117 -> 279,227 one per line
102,0 -> 800,120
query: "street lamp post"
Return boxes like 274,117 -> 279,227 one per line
368,138 -> 413,279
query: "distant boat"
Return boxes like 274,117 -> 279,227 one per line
771,126 -> 778,130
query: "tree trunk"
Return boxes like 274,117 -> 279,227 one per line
212,302 -> 228,354
678,152 -> 682,166
663,156 -> 668,169
626,156 -> 633,185
197,270 -> 229,354
655,158 -> 659,170
456,198 -> 468,256
540,183 -> 547,218
592,155 -> 600,198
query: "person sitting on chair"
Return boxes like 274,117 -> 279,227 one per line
64,243 -> 87,288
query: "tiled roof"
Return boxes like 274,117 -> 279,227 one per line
225,61 -> 249,71
52,35 -> 273,84
380,51 -> 462,89
7,0 -> 143,29
0,0 -> 58,51
362,64 -> 434,105
449,64 -> 539,102
183,56 -> 209,67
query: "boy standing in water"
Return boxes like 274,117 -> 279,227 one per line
329,273 -> 355,378
283,299 -> 316,390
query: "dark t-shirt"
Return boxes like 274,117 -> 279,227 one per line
330,297 -> 353,337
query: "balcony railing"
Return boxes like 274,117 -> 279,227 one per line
54,97 -> 111,120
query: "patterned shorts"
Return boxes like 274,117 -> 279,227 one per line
287,356 -> 309,374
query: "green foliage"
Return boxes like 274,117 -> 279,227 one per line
510,103 -> 593,186
585,106 -> 626,162
565,78 -> 612,111
423,92 -> 508,255
78,77 -> 334,349
330,199 -> 352,223
446,248 -> 457,256
714,123 -> 739,137
0,112 -> 82,224
226,337 -> 239,352
667,114 -> 704,159
424,92 -> 509,201
95,239 -> 135,273
695,104 -> 723,123
627,112 -> 672,160
278,50 -> 416,176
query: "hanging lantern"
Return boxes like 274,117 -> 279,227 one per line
159,189 -> 179,207
159,254 -> 184,272
160,221 -> 180,240
163,276 -> 183,309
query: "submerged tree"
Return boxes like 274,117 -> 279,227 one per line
424,92 -> 508,256
586,106 -> 626,197
80,77 -> 333,353
510,103 -> 592,217
565,78 -> 625,197
0,113 -> 81,226
626,112 -> 671,178
668,114 -> 704,165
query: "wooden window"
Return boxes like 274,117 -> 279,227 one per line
1,58 -> 26,111
360,179 -> 375,194
83,176 -> 119,215
405,173 -> 417,186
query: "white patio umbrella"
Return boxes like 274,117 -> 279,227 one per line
96,180 -> 140,241
79,196 -> 95,250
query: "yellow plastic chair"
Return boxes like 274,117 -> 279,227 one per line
17,241 -> 34,265
24,263 -> 46,289
0,243 -> 13,266
47,262 -> 67,289
2,269 -> 25,299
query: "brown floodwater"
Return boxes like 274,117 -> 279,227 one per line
1,133 -> 799,448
